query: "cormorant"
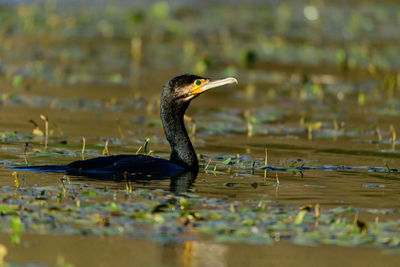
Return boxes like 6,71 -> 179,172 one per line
11,74 -> 238,179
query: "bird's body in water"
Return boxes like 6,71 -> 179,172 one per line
11,74 -> 237,180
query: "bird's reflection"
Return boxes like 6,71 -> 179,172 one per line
66,170 -> 198,194
169,170 -> 198,193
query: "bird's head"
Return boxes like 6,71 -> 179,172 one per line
161,74 -> 238,111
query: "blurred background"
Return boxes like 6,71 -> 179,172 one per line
1,1 -> 399,106
1,0 -> 400,197
1,0 -> 399,119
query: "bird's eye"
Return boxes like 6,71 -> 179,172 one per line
194,80 -> 202,86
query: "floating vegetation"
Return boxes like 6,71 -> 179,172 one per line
0,180 -> 399,249
0,93 -> 147,112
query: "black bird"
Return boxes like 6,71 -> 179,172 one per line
11,74 -> 238,179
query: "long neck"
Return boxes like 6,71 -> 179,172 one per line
161,102 -> 198,171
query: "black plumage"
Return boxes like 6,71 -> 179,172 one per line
11,74 -> 237,180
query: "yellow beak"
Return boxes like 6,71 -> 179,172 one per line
190,77 -> 238,96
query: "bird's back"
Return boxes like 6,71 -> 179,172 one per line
67,154 -> 183,175
11,154 -> 184,178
